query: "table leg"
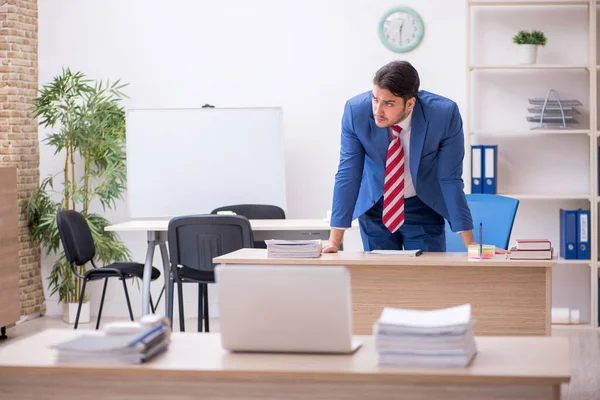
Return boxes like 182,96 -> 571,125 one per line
141,232 -> 158,316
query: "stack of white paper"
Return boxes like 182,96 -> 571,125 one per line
373,304 -> 477,367
265,239 -> 322,258
52,316 -> 171,365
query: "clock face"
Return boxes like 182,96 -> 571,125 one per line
378,7 -> 424,53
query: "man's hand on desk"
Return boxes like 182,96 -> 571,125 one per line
322,242 -> 339,253
459,230 -> 509,254
322,228 -> 344,253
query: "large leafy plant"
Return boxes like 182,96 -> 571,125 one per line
25,68 -> 132,304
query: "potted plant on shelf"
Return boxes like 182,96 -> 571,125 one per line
512,29 -> 547,64
24,68 -> 132,324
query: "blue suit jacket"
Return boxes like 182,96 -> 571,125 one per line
330,90 -> 473,233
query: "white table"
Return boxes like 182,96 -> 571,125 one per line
0,329 -> 571,399
105,219 -> 347,316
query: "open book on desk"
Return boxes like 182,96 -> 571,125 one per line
366,249 -> 423,257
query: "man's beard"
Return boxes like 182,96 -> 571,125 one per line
388,104 -> 408,127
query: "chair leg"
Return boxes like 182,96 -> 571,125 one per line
74,278 -> 88,330
198,283 -> 204,332
152,285 -> 165,314
178,282 -> 185,332
149,293 -> 155,314
203,283 -> 209,332
121,278 -> 134,321
96,278 -> 109,330
167,275 -> 175,327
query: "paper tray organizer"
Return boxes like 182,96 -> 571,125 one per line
527,89 -> 582,129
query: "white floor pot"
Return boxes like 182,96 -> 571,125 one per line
62,301 -> 91,324
518,44 -> 538,64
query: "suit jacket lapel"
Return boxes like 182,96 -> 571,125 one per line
369,116 -> 391,165
410,99 -> 427,189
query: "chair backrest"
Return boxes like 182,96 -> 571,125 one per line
168,215 -> 254,271
56,210 -> 96,266
445,194 -> 519,252
210,204 -> 286,220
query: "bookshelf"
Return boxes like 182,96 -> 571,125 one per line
469,64 -> 590,70
466,0 -> 599,326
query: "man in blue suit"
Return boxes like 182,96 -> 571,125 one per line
324,60 -> 479,253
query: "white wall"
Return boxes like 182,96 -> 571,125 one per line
39,1 -> 587,322
38,0 -> 468,320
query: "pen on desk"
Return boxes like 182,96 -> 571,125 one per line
479,222 -> 482,258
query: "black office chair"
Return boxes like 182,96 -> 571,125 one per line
210,204 -> 285,248
56,210 -> 162,329
167,215 -> 254,332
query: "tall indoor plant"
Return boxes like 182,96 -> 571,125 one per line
25,68 -> 132,323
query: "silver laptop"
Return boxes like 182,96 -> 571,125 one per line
215,265 -> 361,354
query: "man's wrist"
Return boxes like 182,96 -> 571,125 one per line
459,230 -> 477,246
327,228 -> 345,248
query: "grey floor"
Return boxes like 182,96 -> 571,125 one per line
1,317 -> 599,400
0,314 -> 220,339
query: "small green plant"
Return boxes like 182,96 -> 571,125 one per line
512,30 -> 547,46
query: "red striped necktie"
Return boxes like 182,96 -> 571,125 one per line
382,125 -> 405,233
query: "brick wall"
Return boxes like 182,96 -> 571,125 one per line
0,0 -> 45,316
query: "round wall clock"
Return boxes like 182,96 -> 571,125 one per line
378,7 -> 424,53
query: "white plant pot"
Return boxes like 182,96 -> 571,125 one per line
62,301 -> 91,324
518,44 -> 538,64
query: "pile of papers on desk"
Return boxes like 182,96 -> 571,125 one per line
373,304 -> 477,367
265,239 -> 322,258
52,315 -> 171,364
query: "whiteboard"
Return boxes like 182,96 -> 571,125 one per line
126,108 -> 286,218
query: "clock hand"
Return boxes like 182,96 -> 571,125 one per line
397,21 -> 404,45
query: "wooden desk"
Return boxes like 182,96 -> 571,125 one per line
106,219 -> 353,316
0,329 -> 569,400
214,249 -> 557,336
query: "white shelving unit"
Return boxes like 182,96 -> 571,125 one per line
470,64 -> 590,70
500,194 -> 592,200
466,0 -> 599,327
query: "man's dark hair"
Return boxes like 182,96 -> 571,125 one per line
373,60 -> 420,101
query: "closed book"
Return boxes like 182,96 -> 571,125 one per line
509,247 -> 553,260
516,239 -> 551,251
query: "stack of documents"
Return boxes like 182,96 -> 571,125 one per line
52,315 -> 171,364
265,239 -> 322,258
373,304 -> 477,367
